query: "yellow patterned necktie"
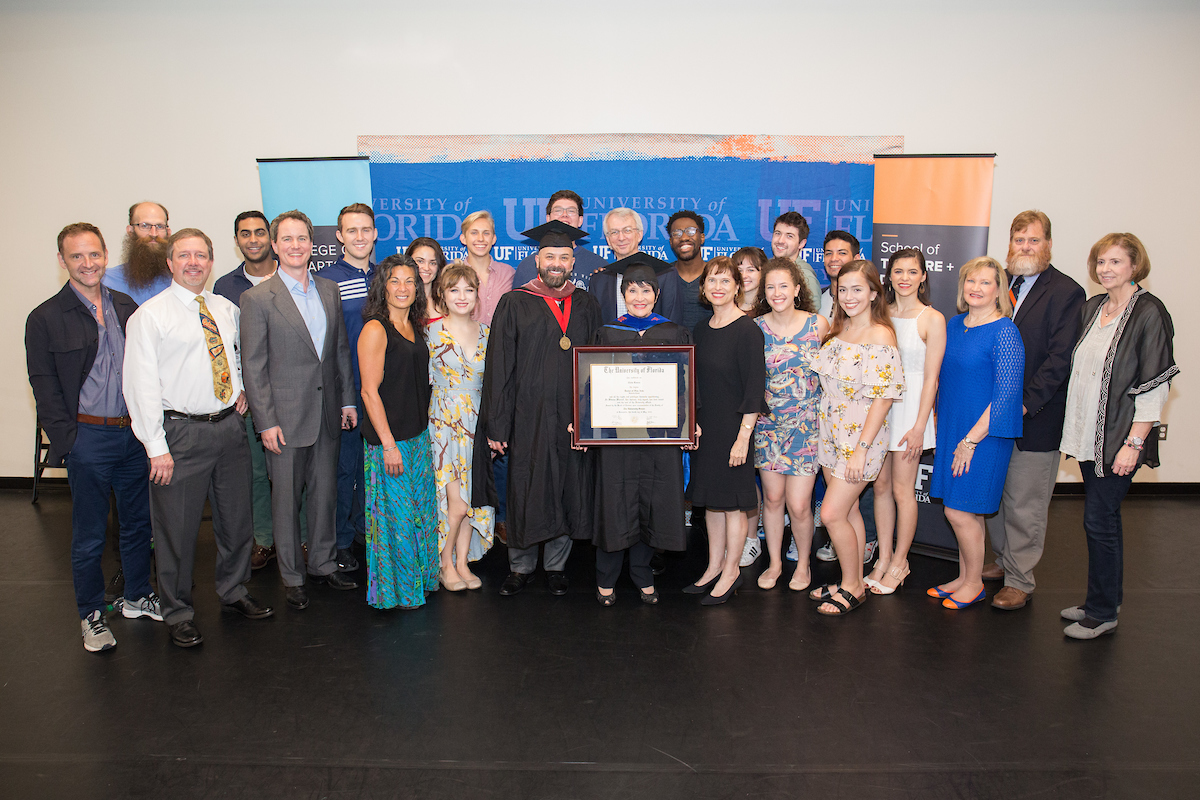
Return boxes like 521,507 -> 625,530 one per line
196,296 -> 233,403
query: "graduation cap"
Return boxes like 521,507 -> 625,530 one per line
521,219 -> 589,250
607,251 -> 673,276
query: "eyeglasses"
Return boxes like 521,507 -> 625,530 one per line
133,222 -> 168,233
607,227 -> 636,238
669,227 -> 698,239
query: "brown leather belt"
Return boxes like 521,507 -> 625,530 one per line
77,414 -> 131,427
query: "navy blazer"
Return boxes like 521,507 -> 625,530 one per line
588,267 -> 684,325
1011,265 -> 1086,451
26,283 -> 139,466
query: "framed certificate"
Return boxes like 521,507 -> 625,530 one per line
572,345 -> 696,446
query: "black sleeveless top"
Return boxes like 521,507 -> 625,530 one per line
361,321 -> 431,445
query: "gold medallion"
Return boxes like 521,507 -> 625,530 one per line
559,335 -> 571,351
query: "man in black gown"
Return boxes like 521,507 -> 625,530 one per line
474,221 -> 602,596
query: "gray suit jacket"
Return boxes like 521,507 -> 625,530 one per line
240,272 -> 354,448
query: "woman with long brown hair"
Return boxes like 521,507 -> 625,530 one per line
406,237 -> 447,323
358,254 -> 439,609
809,260 -> 904,615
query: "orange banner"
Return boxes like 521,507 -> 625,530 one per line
874,155 -> 994,227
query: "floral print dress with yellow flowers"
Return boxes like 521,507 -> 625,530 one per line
811,339 -> 905,481
427,319 -> 495,560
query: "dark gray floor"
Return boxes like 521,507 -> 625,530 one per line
2,487 -> 1198,799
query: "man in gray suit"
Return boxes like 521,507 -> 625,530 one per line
241,210 -> 359,610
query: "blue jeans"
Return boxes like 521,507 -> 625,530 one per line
65,424 -> 153,618
334,424 -> 365,550
1080,463 -> 1135,623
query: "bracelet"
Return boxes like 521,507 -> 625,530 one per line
959,438 -> 976,451
383,444 -> 398,452
1124,437 -> 1144,451
741,422 -> 754,430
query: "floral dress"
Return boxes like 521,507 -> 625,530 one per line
754,314 -> 821,475
427,319 -> 495,560
812,338 -> 905,481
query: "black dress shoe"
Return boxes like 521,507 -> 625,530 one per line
311,571 -> 358,590
336,548 -> 360,572
222,594 -> 275,619
169,620 -> 203,647
650,552 -> 667,576
546,571 -> 569,596
499,572 -> 534,596
285,585 -> 309,610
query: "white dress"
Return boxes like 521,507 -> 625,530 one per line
887,307 -> 938,452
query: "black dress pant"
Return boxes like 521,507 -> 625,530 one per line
595,540 -> 655,589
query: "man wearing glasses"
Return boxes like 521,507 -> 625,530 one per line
103,202 -> 174,305
587,207 -> 679,323
664,210 -> 707,332
512,190 -> 607,290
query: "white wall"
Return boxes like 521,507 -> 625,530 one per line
2,0 -> 1197,481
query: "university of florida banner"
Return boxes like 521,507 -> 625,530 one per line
872,154 -> 996,554
358,134 -> 903,273
257,156 -> 373,271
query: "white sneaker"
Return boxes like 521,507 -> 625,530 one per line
815,541 -> 837,562
1061,604 -> 1121,621
739,536 -> 762,567
81,610 -> 116,652
785,538 -> 799,562
122,592 -> 163,621
862,540 -> 878,565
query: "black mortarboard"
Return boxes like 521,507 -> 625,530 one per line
607,251 -> 673,275
521,219 -> 589,250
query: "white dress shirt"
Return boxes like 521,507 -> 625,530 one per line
123,282 -> 244,458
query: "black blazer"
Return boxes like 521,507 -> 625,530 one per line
26,283 -> 139,466
1011,265 -> 1086,451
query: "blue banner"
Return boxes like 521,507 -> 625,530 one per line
368,159 -> 877,286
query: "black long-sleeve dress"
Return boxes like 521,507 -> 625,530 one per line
689,314 -> 768,511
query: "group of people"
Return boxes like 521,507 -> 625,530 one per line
26,192 -> 1177,653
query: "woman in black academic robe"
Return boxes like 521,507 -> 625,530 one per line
590,265 -> 694,606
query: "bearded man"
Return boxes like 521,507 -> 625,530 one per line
983,210 -> 1085,611
103,202 -> 173,305
473,220 -> 601,596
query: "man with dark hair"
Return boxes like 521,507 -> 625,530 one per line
665,209 -> 708,331
103,201 -> 174,305
513,190 -> 608,290
315,203 -> 378,572
819,231 -> 861,318
771,211 -> 822,306
214,210 -> 285,570
984,210 -> 1085,611
241,210 -> 359,611
27,222 -> 158,653
476,221 -> 602,596
124,228 -> 273,647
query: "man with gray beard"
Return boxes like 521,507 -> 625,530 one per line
103,201 -> 174,305
984,210 -> 1084,611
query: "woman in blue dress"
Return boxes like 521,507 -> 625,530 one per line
930,257 -> 1025,610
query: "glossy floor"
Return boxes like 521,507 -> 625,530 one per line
3,488 -> 1198,799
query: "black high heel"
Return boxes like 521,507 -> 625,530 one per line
701,575 -> 743,606
682,575 -> 720,595
596,588 -> 616,607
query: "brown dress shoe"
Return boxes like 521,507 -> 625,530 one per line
981,563 -> 1005,581
495,522 -> 507,545
991,586 -> 1030,610
250,544 -> 276,571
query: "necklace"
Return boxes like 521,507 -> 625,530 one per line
963,311 -> 999,332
